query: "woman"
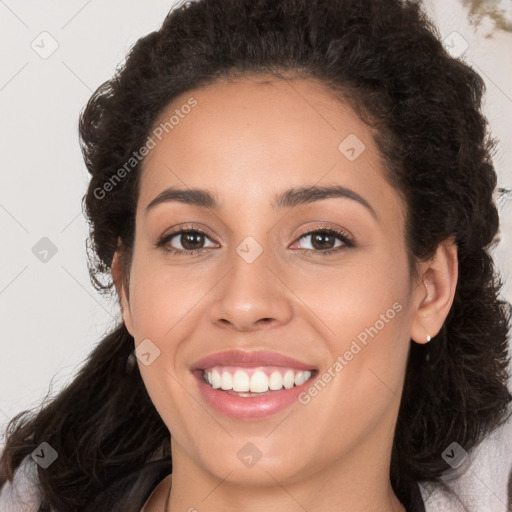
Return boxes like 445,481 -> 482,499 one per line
1,0 -> 511,510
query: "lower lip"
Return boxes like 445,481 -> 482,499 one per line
193,371 -> 316,419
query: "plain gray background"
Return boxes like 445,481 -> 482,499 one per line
1,0 -> 511,459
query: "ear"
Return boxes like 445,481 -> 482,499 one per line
410,237 -> 458,344
112,250 -> 135,336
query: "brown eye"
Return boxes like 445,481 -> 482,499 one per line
293,227 -> 354,255
176,231 -> 206,251
307,232 -> 338,251
156,226 -> 218,255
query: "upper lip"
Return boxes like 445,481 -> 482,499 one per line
190,349 -> 317,371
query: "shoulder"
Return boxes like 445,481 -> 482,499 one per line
0,453 -> 172,512
0,455 -> 41,511
419,481 -> 468,512
140,474 -> 172,512
419,421 -> 512,512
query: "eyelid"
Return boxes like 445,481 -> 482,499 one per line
158,223 -> 216,241
294,222 -> 354,242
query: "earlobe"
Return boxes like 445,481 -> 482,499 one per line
112,250 -> 135,336
411,238 -> 458,344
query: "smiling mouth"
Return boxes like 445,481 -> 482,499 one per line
195,366 -> 317,396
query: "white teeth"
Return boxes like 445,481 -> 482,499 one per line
220,371 -> 233,390
250,371 -> 269,393
203,367 -> 313,393
268,370 -> 283,390
283,370 -> 295,389
232,370 -> 250,392
294,371 -> 305,386
211,369 -> 221,389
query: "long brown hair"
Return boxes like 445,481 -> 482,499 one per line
1,0 -> 511,510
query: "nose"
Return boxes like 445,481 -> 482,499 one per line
209,247 -> 293,332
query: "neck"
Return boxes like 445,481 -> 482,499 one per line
165,444 -> 407,512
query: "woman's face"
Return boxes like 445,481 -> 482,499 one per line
118,76 -> 425,490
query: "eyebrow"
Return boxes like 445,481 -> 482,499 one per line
145,184 -> 377,218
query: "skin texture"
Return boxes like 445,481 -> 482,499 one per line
112,75 -> 458,512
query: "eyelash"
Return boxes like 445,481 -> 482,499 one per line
155,224 -> 355,257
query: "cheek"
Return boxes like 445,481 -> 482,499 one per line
127,255 -> 211,339
292,248 -> 412,400
290,249 -> 410,344
302,260 -> 411,432
126,255 -> 209,439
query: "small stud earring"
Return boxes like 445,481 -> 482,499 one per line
426,333 -> 431,343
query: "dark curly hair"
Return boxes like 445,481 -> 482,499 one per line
1,0 -> 511,510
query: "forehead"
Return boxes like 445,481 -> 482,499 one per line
137,75 -> 403,222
